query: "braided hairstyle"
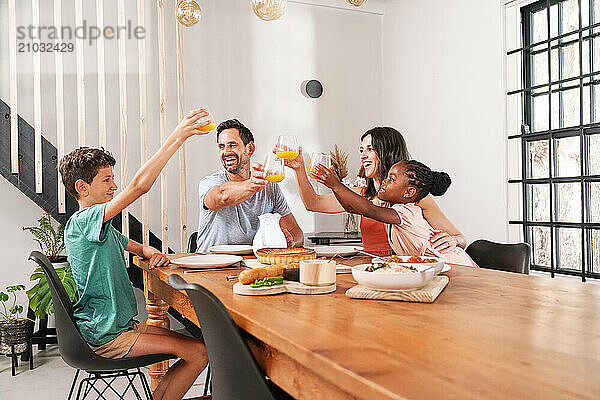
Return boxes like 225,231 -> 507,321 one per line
404,160 -> 452,202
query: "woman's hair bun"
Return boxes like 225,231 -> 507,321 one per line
430,171 -> 451,196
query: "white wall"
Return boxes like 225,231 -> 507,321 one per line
0,178 -> 44,310
382,0 -> 507,242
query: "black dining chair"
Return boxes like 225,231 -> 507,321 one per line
465,239 -> 531,274
188,231 -> 198,253
29,251 -> 176,400
167,274 -> 281,400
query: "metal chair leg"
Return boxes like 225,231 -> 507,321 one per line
75,374 -> 87,400
202,365 -> 211,396
68,370 -> 81,400
11,345 -> 16,376
139,369 -> 154,400
28,339 -> 33,370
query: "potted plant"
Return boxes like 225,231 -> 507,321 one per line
23,212 -> 66,264
0,285 -> 33,355
23,213 -> 77,319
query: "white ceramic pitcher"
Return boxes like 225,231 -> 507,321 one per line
252,213 -> 287,254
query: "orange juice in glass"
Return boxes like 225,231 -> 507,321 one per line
198,107 -> 216,133
274,135 -> 299,159
307,152 -> 332,179
264,154 -> 285,183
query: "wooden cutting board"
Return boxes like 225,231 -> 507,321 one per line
233,281 -> 336,296
345,275 -> 449,303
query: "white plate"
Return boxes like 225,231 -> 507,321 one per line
170,254 -> 243,269
351,263 -> 435,291
243,259 -> 268,269
310,245 -> 358,257
209,245 -> 254,255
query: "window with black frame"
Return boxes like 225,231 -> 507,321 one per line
507,0 -> 600,280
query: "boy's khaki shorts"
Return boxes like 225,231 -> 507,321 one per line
90,322 -> 148,359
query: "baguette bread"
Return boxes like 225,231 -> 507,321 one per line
239,265 -> 285,285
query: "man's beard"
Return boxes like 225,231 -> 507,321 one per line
222,154 -> 248,174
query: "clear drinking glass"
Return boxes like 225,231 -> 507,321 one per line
274,135 -> 299,159
263,154 -> 285,183
307,152 -> 332,179
197,107 -> 216,133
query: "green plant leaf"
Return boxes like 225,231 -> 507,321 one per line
0,292 -> 9,302
36,292 -> 52,319
29,272 -> 45,281
26,283 -> 40,300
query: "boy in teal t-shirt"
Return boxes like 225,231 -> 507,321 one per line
65,203 -> 137,346
59,108 -> 212,400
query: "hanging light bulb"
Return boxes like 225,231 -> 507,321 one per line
250,0 -> 287,21
346,0 -> 367,6
176,0 -> 202,27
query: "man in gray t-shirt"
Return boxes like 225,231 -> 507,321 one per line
196,119 -> 303,253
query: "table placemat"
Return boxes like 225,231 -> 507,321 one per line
345,275 -> 449,303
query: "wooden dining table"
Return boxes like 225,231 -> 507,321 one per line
133,254 -> 600,400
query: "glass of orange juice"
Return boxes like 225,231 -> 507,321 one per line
307,152 -> 332,179
274,135 -> 299,159
198,107 -> 216,133
263,154 -> 285,183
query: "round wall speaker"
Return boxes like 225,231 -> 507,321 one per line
301,79 -> 323,98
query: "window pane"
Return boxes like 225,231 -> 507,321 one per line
527,184 -> 550,222
551,87 -> 560,129
551,4 -> 559,38
561,87 -> 581,127
557,227 -> 582,270
561,42 -> 580,80
594,83 -> 600,122
590,182 -> 600,222
583,82 -> 591,125
532,9 -> 548,43
594,36 -> 600,72
554,136 -> 581,176
562,0 -> 579,34
582,0 -> 590,28
591,229 -> 600,273
551,47 -> 559,82
532,93 -> 550,132
526,140 -> 549,178
532,50 -> 549,86
530,226 -> 551,266
555,182 -> 582,222
589,134 -> 600,174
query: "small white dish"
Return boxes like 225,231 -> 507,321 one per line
170,254 -> 243,269
310,245 -> 358,257
351,263 -> 435,291
208,244 -> 254,255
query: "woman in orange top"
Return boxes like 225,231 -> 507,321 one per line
283,127 -> 466,256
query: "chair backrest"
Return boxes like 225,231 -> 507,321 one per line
28,251 -> 108,369
188,231 -> 198,253
168,274 -> 277,400
465,240 -> 531,274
